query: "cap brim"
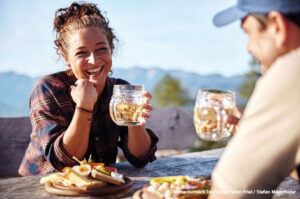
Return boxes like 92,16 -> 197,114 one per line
213,6 -> 248,27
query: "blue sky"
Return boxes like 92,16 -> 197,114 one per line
0,0 -> 251,77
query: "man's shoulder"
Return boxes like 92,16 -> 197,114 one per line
272,48 -> 300,73
257,48 -> 300,90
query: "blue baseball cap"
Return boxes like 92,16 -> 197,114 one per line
213,0 -> 300,27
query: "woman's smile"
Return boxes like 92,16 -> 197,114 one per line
67,26 -> 113,92
86,66 -> 103,75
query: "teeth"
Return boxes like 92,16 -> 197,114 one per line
87,67 -> 102,73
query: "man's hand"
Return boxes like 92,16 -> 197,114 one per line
226,107 -> 242,135
290,169 -> 300,181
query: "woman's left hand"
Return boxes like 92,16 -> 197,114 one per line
139,91 -> 153,126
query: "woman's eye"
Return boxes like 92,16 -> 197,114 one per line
75,51 -> 86,56
96,48 -> 107,52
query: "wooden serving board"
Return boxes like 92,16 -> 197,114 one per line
44,176 -> 132,196
132,176 -> 211,199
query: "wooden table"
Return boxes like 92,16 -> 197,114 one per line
0,148 -> 299,199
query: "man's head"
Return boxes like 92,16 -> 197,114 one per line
213,0 -> 300,72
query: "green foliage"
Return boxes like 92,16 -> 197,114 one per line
237,56 -> 262,108
189,137 -> 229,152
152,74 -> 191,107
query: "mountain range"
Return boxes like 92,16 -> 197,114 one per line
0,67 -> 245,117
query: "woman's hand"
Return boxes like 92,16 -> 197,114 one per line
139,91 -> 153,126
127,91 -> 153,157
70,79 -> 98,111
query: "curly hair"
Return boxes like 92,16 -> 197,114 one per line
53,2 -> 118,60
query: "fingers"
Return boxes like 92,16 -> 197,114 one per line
143,91 -> 152,103
226,114 -> 240,136
74,79 -> 84,86
75,79 -> 96,87
70,84 -> 75,93
142,104 -> 153,112
140,102 -> 152,126
235,106 -> 243,118
207,94 -> 224,103
231,126 -> 237,136
139,120 -> 146,127
142,100 -> 152,120
141,91 -> 153,120
142,91 -> 153,112
139,115 -> 147,126
70,79 -> 98,109
141,111 -> 150,119
71,79 -> 95,97
70,85 -> 75,100
227,115 -> 240,125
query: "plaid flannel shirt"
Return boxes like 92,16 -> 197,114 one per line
18,71 -> 158,176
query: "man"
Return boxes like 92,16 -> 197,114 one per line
209,0 -> 300,198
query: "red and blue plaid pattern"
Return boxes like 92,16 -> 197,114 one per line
18,71 -> 158,176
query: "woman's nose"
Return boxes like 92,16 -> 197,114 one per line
88,53 -> 97,65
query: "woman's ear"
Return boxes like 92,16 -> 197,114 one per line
63,55 -> 71,67
267,11 -> 288,48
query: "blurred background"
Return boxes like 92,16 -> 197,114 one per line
0,0 -> 261,153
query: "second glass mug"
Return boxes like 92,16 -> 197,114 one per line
194,89 -> 237,141
109,85 -> 145,126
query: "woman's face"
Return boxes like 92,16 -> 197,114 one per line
66,26 -> 112,89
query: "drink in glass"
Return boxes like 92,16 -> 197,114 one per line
109,85 -> 145,126
194,89 -> 236,141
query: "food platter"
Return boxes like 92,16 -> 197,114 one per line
44,176 -> 132,196
133,175 -> 211,199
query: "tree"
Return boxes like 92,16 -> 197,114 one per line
152,74 -> 191,107
238,56 -> 262,108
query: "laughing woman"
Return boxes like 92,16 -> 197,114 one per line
19,2 -> 158,176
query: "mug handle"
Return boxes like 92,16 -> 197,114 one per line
216,107 -> 226,135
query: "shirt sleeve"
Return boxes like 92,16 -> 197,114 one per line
30,79 -> 77,171
212,53 -> 300,196
118,127 -> 159,168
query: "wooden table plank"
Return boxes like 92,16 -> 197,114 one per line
0,148 -> 299,199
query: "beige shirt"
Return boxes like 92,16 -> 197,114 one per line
212,47 -> 300,198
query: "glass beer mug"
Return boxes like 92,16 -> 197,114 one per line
109,85 -> 145,126
194,89 -> 237,141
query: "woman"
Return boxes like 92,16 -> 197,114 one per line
18,2 -> 158,176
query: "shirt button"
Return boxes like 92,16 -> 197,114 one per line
95,137 -> 99,141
